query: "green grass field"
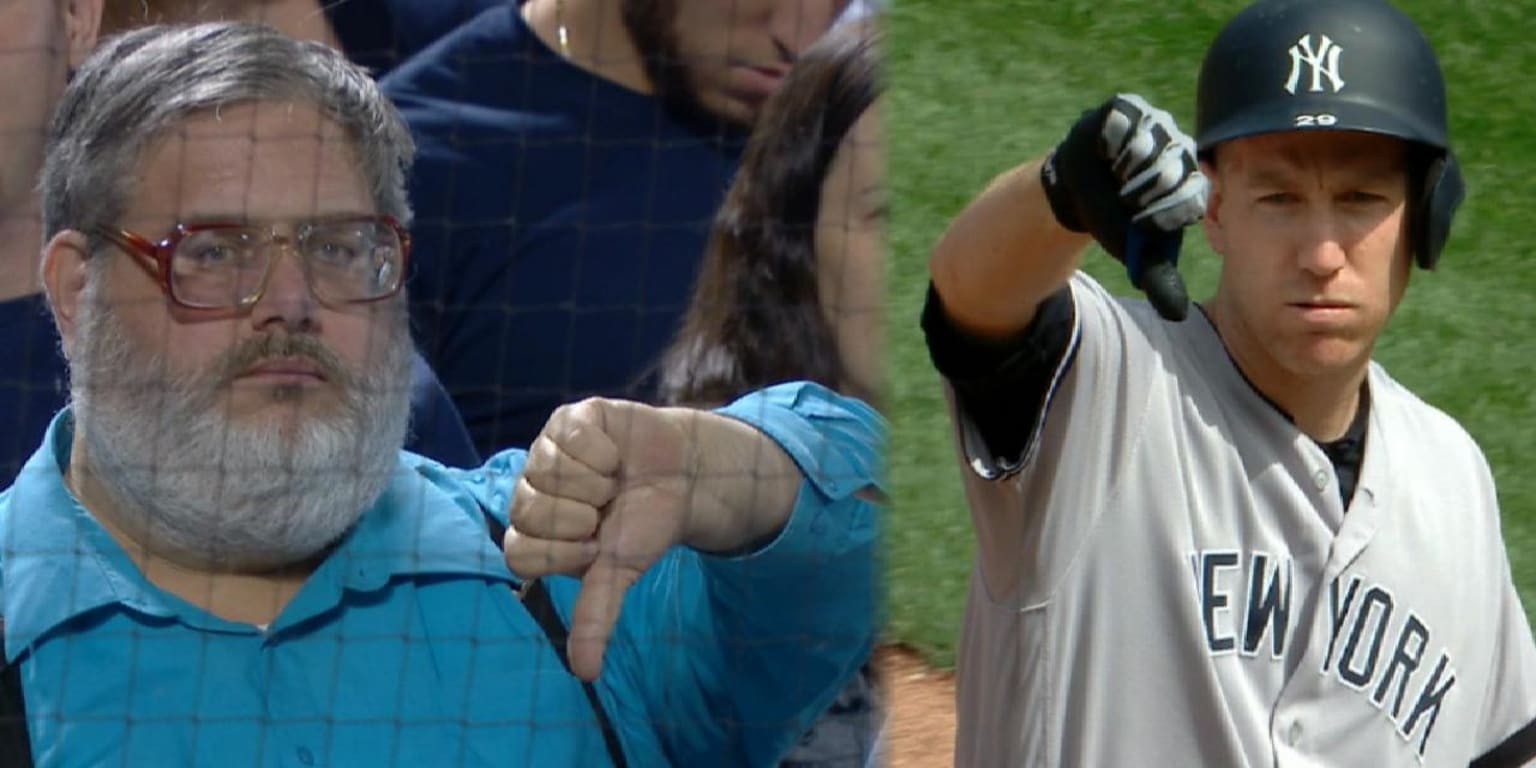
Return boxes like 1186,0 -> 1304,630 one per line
882,0 -> 1536,668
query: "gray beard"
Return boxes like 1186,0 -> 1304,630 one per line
69,291 -> 413,573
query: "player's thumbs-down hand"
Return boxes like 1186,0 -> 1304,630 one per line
1042,93 -> 1209,321
505,398 -> 799,681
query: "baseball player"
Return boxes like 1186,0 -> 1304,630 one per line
922,0 -> 1536,765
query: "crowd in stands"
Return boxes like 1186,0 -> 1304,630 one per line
0,1 -> 886,766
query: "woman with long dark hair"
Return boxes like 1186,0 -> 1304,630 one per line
657,20 -> 886,768
659,21 -> 884,412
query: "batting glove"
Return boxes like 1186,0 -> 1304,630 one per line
1041,93 -> 1208,321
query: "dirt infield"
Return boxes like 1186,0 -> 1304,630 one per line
876,644 -> 957,768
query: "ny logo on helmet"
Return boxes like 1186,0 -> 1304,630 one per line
1284,34 -> 1345,95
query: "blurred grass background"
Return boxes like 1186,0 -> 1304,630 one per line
882,0 -> 1536,667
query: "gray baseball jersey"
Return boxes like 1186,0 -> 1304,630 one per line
948,272 -> 1536,766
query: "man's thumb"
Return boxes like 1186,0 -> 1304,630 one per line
567,560 -> 641,681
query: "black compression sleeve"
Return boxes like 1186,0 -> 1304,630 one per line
921,283 -> 1077,467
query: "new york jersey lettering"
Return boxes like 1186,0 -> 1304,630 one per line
1192,550 -> 1292,658
1323,574 -> 1457,758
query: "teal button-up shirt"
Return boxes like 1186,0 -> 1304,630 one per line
0,382 -> 883,767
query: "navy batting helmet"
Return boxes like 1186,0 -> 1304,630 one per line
1195,0 -> 1464,269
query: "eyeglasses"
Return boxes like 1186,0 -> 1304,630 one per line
95,216 -> 411,311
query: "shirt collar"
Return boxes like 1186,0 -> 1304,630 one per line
1187,304 -> 1381,510
1,409 -> 514,658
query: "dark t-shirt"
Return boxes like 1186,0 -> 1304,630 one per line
406,353 -> 482,468
0,294 -> 67,487
322,0 -> 504,77
382,4 -> 748,454
0,293 -> 480,489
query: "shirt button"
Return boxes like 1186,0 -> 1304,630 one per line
296,746 -> 315,766
1312,469 -> 1329,491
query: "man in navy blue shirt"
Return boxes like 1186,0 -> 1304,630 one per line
5,4 -> 480,484
382,0 -> 853,456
